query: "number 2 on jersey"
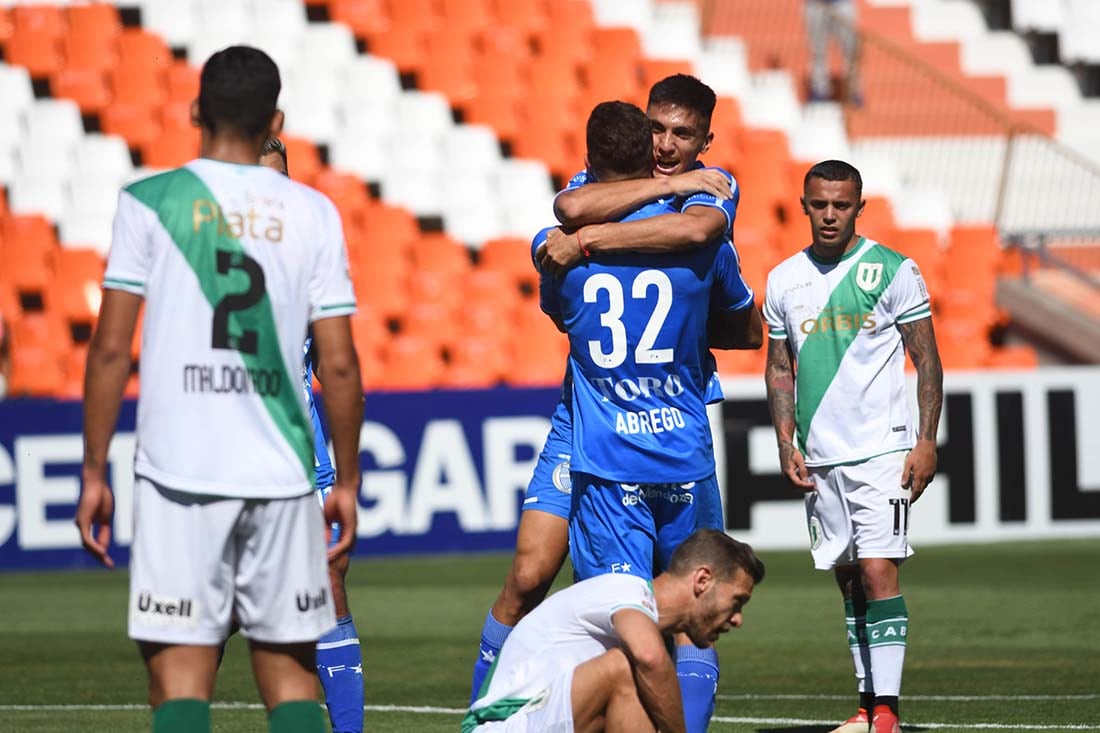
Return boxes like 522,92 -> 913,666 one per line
583,269 -> 674,368
211,249 -> 266,355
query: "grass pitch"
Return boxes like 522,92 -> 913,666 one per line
1,539 -> 1097,732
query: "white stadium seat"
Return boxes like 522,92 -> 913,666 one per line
644,2 -> 702,63
698,38 -> 751,100
329,130 -> 393,182
139,0 -> 200,48
959,32 -> 1034,77
1059,0 -> 1100,64
1010,0 -> 1065,33
15,138 -> 77,184
381,169 -> 444,217
9,175 -> 68,221
396,91 -> 455,140
790,103 -> 852,163
72,135 -> 134,186
590,0 -> 655,37
741,71 -> 801,135
443,125 -> 503,176
23,100 -> 84,149
911,0 -> 988,42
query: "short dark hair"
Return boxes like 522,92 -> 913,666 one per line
199,45 -> 281,138
667,529 -> 765,585
647,74 -> 717,130
586,101 -> 654,180
804,159 -> 863,199
261,137 -> 288,173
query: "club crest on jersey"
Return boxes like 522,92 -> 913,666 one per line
855,262 -> 883,291
551,461 -> 573,494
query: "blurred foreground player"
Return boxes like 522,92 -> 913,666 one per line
764,160 -> 943,733
75,46 -> 362,733
465,529 -> 764,733
260,138 -> 364,733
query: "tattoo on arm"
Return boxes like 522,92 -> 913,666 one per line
765,338 -> 798,445
899,317 -> 944,441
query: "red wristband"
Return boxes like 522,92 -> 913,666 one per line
577,230 -> 591,258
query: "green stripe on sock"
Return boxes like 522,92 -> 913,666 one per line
866,595 -> 908,648
153,698 -> 210,733
269,700 -> 326,733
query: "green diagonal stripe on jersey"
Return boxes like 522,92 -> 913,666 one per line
126,168 -> 314,479
795,240 -> 906,452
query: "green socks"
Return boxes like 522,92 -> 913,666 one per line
269,700 -> 327,733
152,698 -> 210,733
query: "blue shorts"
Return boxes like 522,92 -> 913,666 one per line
520,400 -> 573,521
316,485 -> 341,548
569,473 -> 723,582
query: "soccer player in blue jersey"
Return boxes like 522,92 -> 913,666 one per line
260,140 -> 364,733
546,100 -> 760,733
469,75 -> 754,732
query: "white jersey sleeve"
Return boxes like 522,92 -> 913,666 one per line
103,190 -> 155,296
308,193 -> 356,322
886,259 -> 932,324
763,268 -> 788,340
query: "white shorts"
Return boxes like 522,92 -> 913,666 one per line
473,669 -> 574,733
805,451 -> 915,570
128,477 -> 336,645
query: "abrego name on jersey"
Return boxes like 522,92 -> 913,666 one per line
183,363 -> 283,395
193,197 -> 284,243
799,307 -> 877,335
615,406 -> 687,435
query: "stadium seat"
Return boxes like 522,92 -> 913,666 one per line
411,232 -> 473,278
281,136 -> 323,185
51,67 -> 112,115
100,101 -> 160,151
24,99 -> 85,148
492,0 -> 548,34
6,24 -> 64,79
986,343 -> 1039,369
117,28 -> 174,71
9,175 -> 67,222
8,344 -> 65,397
479,236 -> 538,295
400,300 -> 458,348
10,310 -> 72,357
442,333 -> 510,388
376,333 -> 445,391
45,248 -> 103,323
505,308 -> 568,387
141,127 -> 200,169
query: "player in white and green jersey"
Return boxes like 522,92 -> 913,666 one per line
763,160 -> 943,733
75,46 -> 363,733
464,530 -> 764,733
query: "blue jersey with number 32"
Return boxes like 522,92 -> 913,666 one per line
535,200 -> 754,484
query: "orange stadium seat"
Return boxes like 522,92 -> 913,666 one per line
354,265 -> 410,322
376,333 -> 444,390
329,0 -> 391,38
160,100 -> 193,131
349,307 -> 388,361
6,27 -> 64,78
1,215 -> 58,292
400,300 -> 457,348
408,267 -> 464,313
641,59 -> 694,90
116,29 -> 173,70
361,201 -> 421,253
479,236 -> 539,294
50,67 -> 111,114
0,8 -> 12,49
533,27 -> 592,72
461,296 -> 516,345
365,26 -> 425,74
506,309 -> 568,387
389,0 -> 443,34
472,55 -> 526,101
892,229 -> 945,290
418,52 -> 477,103
492,0 -> 548,34
10,310 -> 72,357
313,170 -> 372,223
465,267 -> 521,311
282,136 -> 323,185
545,0 -> 594,36
165,62 -> 200,103
66,3 -> 120,39
62,29 -> 118,73
461,93 -> 522,142
109,64 -> 167,107
713,347 -> 766,377
411,232 -> 473,277
443,333 -> 510,388
526,57 -> 584,101
58,343 -> 88,400
8,345 -> 66,397
142,127 -> 200,169
101,101 -> 161,149
441,0 -> 493,35
857,196 -> 897,245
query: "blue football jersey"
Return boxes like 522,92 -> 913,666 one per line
535,200 -> 754,483
302,336 -> 335,489
556,164 -> 740,406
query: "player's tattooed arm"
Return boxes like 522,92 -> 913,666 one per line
765,338 -> 813,490
898,316 -> 943,501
